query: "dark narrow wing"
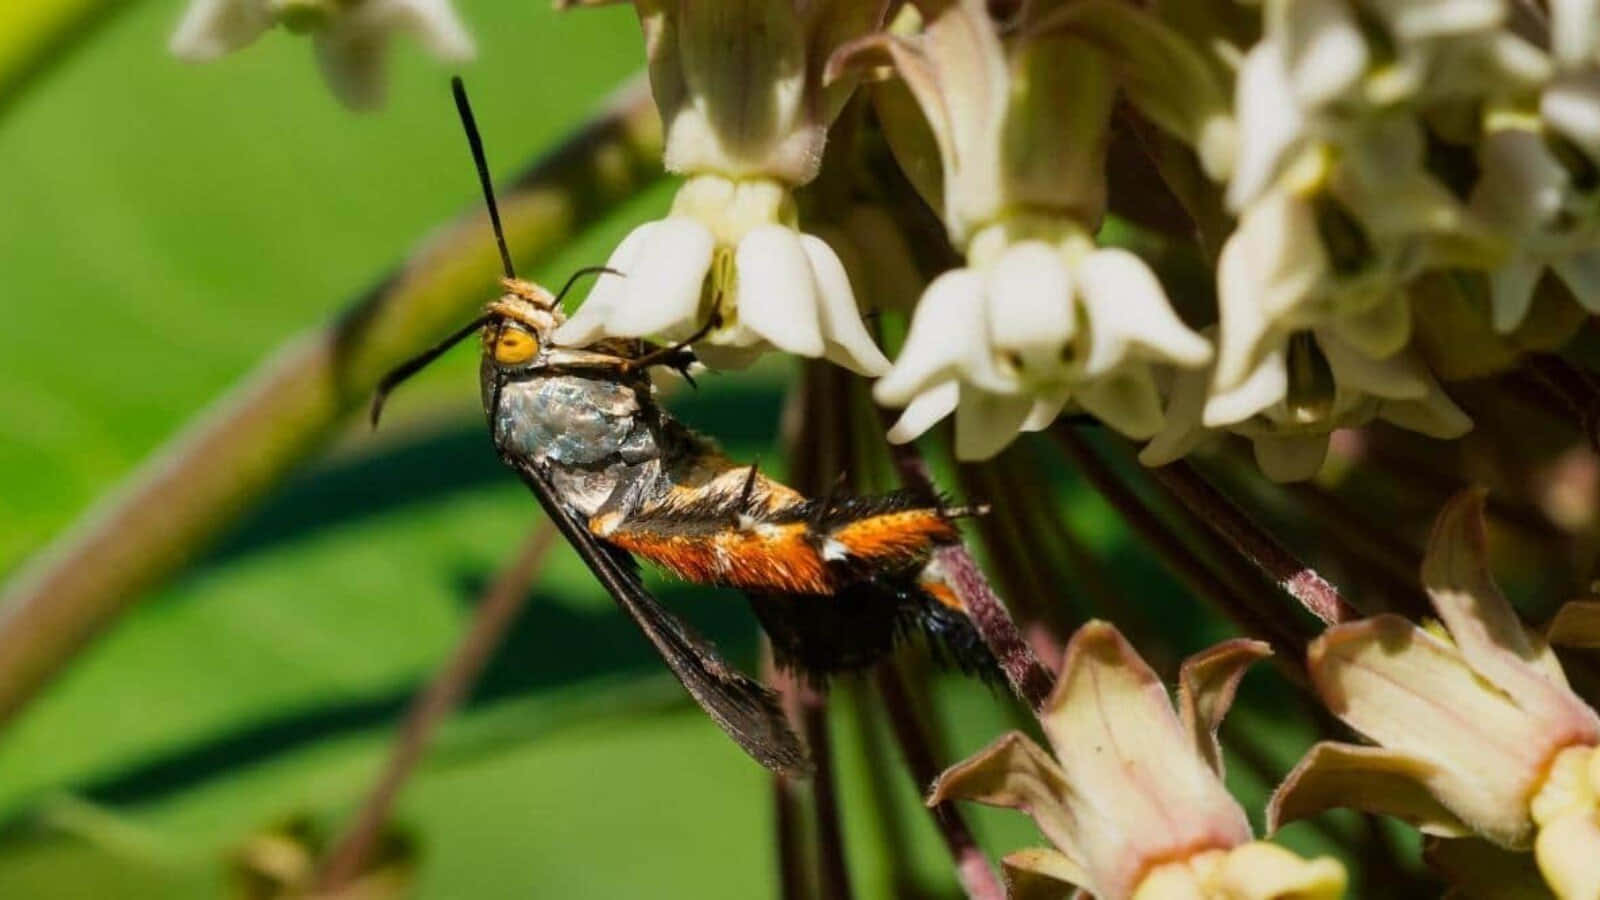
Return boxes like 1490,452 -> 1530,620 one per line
502,454 -> 811,776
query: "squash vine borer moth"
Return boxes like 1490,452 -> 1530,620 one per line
370,79 -> 993,775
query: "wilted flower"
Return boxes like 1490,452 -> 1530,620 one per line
1142,328 -> 1471,482
553,1 -> 892,375
833,0 -> 1219,458
169,0 -> 474,108
931,620 -> 1345,900
1271,489 -> 1600,897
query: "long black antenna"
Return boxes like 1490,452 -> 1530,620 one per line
452,76 -> 516,280
370,313 -> 493,428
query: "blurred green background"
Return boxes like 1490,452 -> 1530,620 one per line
0,1 -> 1343,896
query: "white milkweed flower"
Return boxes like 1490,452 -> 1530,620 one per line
552,0 -> 894,376
1469,0 -> 1600,331
831,0 -> 1223,459
1142,327 -> 1471,482
169,0 -> 474,109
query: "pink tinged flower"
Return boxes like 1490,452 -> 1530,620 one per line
169,0 -> 474,109
930,621 -> 1346,900
1271,489 -> 1600,856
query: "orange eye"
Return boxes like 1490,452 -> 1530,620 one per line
493,328 -> 538,365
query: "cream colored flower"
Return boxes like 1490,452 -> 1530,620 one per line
1271,489 -> 1600,897
556,1 -> 892,372
1142,328 -> 1470,482
833,0 -> 1216,457
169,0 -> 474,108
931,621 -> 1346,900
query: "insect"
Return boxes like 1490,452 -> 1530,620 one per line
371,78 -> 993,775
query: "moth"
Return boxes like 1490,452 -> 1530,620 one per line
372,79 -> 992,774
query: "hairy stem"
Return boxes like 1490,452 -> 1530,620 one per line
0,77 -> 661,729
316,522 -> 558,891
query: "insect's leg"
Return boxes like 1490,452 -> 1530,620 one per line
620,314 -> 719,373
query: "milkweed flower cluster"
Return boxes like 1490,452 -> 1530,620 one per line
169,0 -> 1600,479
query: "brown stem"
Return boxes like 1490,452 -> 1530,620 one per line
802,690 -> 853,900
1146,460 -> 1360,626
881,441 -> 1055,710
316,522 -> 558,891
0,78 -> 661,729
874,664 -> 1004,900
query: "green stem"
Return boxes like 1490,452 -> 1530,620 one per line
0,76 -> 662,729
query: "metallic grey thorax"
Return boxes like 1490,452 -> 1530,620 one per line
493,373 -> 659,467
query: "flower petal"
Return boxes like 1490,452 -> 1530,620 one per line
1422,490 -> 1598,729
1139,366 -> 1210,468
1178,638 -> 1273,778
985,241 -> 1075,372
1002,848 -> 1088,900
1228,42 -> 1308,211
378,0 -> 475,59
1536,809 -> 1600,899
1327,291 -> 1412,361
1377,384 -> 1473,439
1552,248 -> 1600,314
1077,248 -> 1211,376
1318,330 -> 1429,401
1309,614 -> 1561,846
1547,600 -> 1600,649
875,268 -> 993,406
1038,621 -> 1253,900
1252,433 -> 1329,483
886,381 -> 959,445
734,225 -> 826,358
1267,741 -> 1474,837
928,731 -> 1083,862
609,217 -> 715,339
552,222 -> 657,347
1280,0 -> 1368,108
169,0 -> 272,60
953,387 -> 1034,460
1489,261 -> 1545,335
1205,348 -> 1289,427
798,233 -> 891,375
1212,841 -> 1348,900
1215,190 -> 1325,391
1075,366 -> 1166,439
314,27 -> 390,110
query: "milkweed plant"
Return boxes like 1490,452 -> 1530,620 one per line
38,0 -> 1600,895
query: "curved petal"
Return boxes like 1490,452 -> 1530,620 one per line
1205,349 -> 1288,427
1547,600 -> 1600,649
1552,248 -> 1600,313
1308,615 -> 1558,847
985,241 -> 1075,377
1489,261 -> 1545,335
886,381 -> 959,444
952,387 -> 1034,460
1422,491 -> 1598,732
1212,841 -> 1348,900
1021,383 -> 1073,433
1039,621 -> 1253,900
1318,330 -> 1430,400
1228,42 -> 1308,211
928,732 -> 1083,862
1268,741 -> 1474,837
735,225 -> 826,357
378,0 -> 475,59
1215,191 -> 1325,390
1075,366 -> 1166,439
1139,366 -> 1210,468
798,233 -> 891,375
874,269 -> 993,406
552,222 -> 658,346
1252,432 -> 1329,482
608,217 -> 715,339
1077,248 -> 1211,376
1327,291 -> 1412,361
1178,638 -> 1272,778
1536,810 -> 1600,899
1002,848 -> 1087,900
1378,384 -> 1473,439
1280,0 -> 1368,108
169,0 -> 272,59
314,27 -> 390,110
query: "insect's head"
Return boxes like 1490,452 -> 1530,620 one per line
368,78 -> 616,427
483,277 -> 562,370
